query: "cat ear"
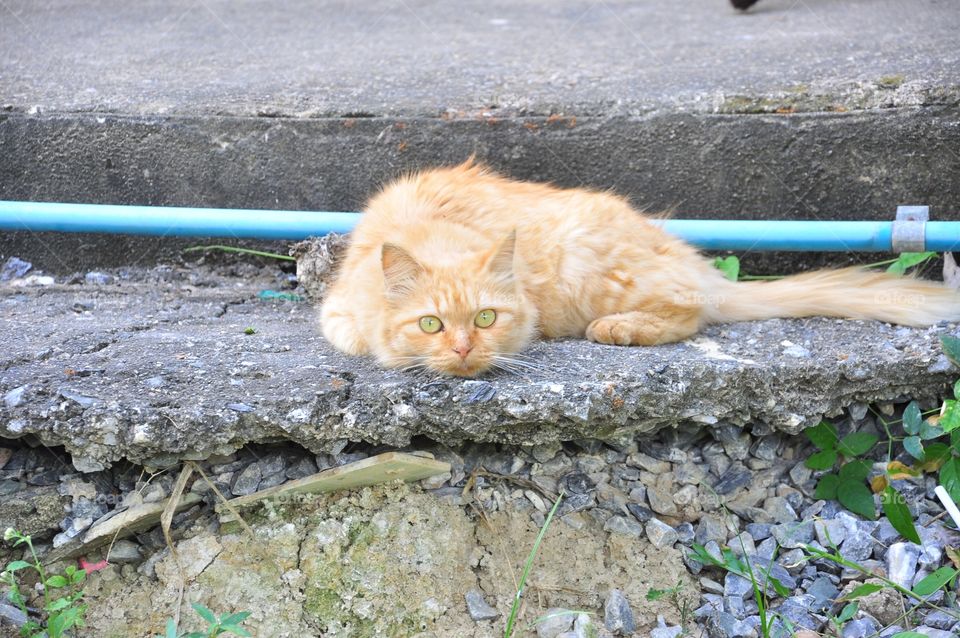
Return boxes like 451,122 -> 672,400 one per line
381,243 -> 424,298
482,231 -> 517,284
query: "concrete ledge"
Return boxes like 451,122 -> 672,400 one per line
2,270 -> 956,472
3,108 -> 959,273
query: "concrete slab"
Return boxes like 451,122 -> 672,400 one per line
1,0 -> 959,271
1,267 -> 956,472
2,0 -> 958,118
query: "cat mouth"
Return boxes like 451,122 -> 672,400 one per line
442,357 -> 490,378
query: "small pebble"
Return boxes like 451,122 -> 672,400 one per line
464,589 -> 498,622
645,518 -> 679,547
84,271 -> 115,285
536,607 -> 574,638
603,589 -> 635,635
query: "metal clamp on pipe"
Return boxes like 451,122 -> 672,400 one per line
891,205 -> 928,253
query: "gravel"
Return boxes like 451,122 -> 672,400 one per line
2,367 -> 959,637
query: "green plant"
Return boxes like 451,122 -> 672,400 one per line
713,256 -> 740,281
805,543 -> 960,630
1,527 -> 88,638
804,336 -> 960,532
503,491 -> 564,638
828,599 -> 859,634
689,543 -> 790,637
711,250 -> 936,283
646,579 -> 692,632
884,251 -> 936,275
804,421 -> 881,520
157,603 -> 251,638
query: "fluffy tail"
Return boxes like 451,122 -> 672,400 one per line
704,267 -> 960,327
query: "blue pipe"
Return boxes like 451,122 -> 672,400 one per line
660,220 -> 960,252
2,200 -> 959,252
0,201 -> 357,240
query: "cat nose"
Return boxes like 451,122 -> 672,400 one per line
452,345 -> 473,359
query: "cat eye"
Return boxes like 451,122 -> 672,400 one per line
419,316 -> 443,333
474,309 -> 497,328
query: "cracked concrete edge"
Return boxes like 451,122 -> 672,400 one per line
3,263 -> 959,473
2,77 -> 957,118
3,318 -> 958,473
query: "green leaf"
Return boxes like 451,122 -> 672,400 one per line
921,442 -> 951,465
70,569 -> 86,584
45,574 -> 68,588
837,480 -> 876,519
838,432 -> 878,457
720,547 -> 746,573
838,459 -> 871,482
713,256 -> 740,281
805,421 -> 838,450
903,435 -> 924,460
191,602 -> 217,625
220,626 -> 251,637
165,618 -> 178,638
912,566 -> 959,596
887,251 -> 935,276
689,543 -> 723,568
45,597 -> 71,612
47,611 -> 67,636
762,570 -> 791,599
806,449 -> 838,470
919,420 -> 945,440
942,400 -> 960,434
219,612 -> 251,626
903,401 -> 922,435
836,601 -> 858,624
940,457 -> 960,505
5,560 -> 31,572
941,335 -> 960,367
814,474 -> 840,500
880,486 -> 921,544
841,582 -> 883,600
890,633 -> 932,638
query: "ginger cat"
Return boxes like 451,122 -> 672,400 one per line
320,159 -> 960,377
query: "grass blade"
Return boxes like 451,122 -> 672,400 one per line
184,245 -> 295,261
504,491 -> 565,638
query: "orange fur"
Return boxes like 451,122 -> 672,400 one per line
320,160 -> 960,376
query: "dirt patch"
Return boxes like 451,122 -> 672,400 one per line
75,482 -> 690,637
474,510 -> 697,633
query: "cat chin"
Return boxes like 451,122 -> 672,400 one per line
432,358 -> 491,378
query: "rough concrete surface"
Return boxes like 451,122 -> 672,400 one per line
3,0 -> 957,117
2,0 -> 959,271
2,267 -> 957,472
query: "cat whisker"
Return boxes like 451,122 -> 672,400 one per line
487,357 -> 544,378
491,353 -> 549,374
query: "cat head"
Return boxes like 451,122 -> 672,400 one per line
376,233 -> 538,377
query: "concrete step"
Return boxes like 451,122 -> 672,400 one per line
1,0 -> 959,272
1,267 -> 955,471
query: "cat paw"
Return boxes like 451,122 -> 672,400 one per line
319,315 -> 370,355
585,317 -> 638,346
